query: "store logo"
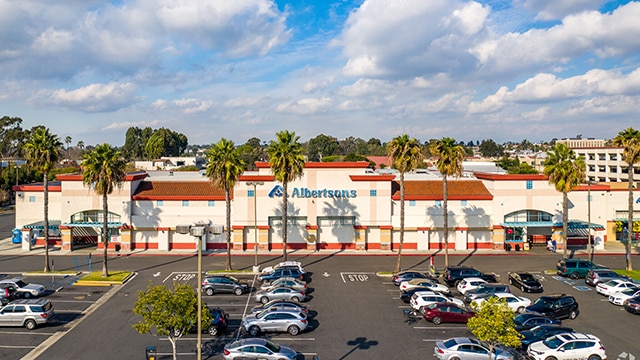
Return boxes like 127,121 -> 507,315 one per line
268,185 -> 284,198
268,184 -> 357,199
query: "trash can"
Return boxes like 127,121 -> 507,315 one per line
145,346 -> 156,360
515,244 -> 520,251
504,243 -> 511,251
11,228 -> 22,244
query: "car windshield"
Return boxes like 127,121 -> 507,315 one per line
520,274 -> 536,282
542,336 -> 564,349
227,276 -> 239,283
264,340 -> 281,352
533,297 -> 553,307
15,280 -> 28,287
622,287 -> 639,295
514,315 -> 533,326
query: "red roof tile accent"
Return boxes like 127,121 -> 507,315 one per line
132,181 -> 227,200
391,180 -> 493,201
56,171 -> 148,181
238,175 -> 275,182
255,162 -> 370,169
473,172 -> 548,181
349,175 -> 396,181
13,182 -> 62,192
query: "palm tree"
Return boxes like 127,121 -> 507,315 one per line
387,134 -> 423,272
612,127 -> 640,271
64,136 -> 72,151
23,127 -> 62,272
430,137 -> 465,267
81,143 -> 127,278
267,131 -> 305,260
205,138 -> 245,271
544,143 -> 586,259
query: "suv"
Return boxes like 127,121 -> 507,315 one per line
0,299 -> 55,329
585,269 -> 628,286
0,284 -> 18,305
410,291 -> 465,311
556,259 -> 606,279
442,266 -> 497,287
528,332 -> 607,360
201,275 -> 250,296
241,309 -> 308,336
525,294 -> 579,320
259,268 -> 306,284
463,283 -> 511,303
0,278 -> 46,298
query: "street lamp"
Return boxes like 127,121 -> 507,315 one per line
247,181 -> 264,272
587,180 -> 598,261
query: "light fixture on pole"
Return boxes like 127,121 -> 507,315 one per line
247,181 -> 264,272
587,180 -> 598,261
189,224 -> 206,360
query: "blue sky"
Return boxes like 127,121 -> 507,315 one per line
0,0 -> 638,147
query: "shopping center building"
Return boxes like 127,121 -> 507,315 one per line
12,162 -> 637,253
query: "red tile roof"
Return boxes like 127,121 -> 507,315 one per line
132,181 -> 227,200
392,180 -> 493,200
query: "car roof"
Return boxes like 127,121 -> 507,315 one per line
236,338 -> 270,346
556,332 -> 599,342
460,277 -> 486,282
413,291 -> 441,296
7,299 -> 51,305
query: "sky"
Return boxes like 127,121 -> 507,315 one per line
1,0 -> 639,147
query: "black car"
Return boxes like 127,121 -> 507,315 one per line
442,266 -> 497,287
258,268 -> 305,284
513,313 -> 562,331
201,275 -> 250,296
624,296 -> 640,314
519,325 -> 575,349
525,294 -> 579,320
508,272 -> 543,293
392,271 -> 431,286
173,307 -> 228,336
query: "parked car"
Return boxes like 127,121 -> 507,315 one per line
201,275 -> 250,296
173,307 -> 228,336
410,291 -> 465,311
624,296 -> 640,314
260,278 -> 307,293
472,293 -> 531,313
456,277 -> 488,295
525,294 -> 579,320
0,284 -> 18,306
241,309 -> 308,336
556,259 -> 606,279
609,288 -> 640,305
258,268 -> 306,284
400,286 -> 439,303
254,287 -> 306,304
261,261 -> 305,275
442,266 -> 497,287
250,299 -> 308,315
223,338 -> 299,360
392,270 -> 432,286
0,278 -> 46,298
464,283 -> 511,303
0,299 -> 55,329
508,272 -> 543,293
527,333 -> 607,360
513,313 -> 562,331
420,302 -> 475,325
585,268 -> 629,286
399,278 -> 450,294
519,325 -> 575,350
595,279 -> 638,297
434,337 -> 518,360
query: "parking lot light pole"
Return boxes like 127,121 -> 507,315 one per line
587,180 -> 598,261
247,181 -> 264,272
189,225 -> 206,360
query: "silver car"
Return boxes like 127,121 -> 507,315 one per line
434,337 -> 517,360
0,278 -> 45,298
250,299 -> 309,315
242,309 -> 308,336
254,287 -> 306,304
223,338 -> 299,360
260,277 -> 307,292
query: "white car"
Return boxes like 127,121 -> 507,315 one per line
528,333 -> 607,360
399,279 -> 450,294
0,278 -> 45,298
261,261 -> 305,274
471,292 -> 531,313
456,277 -> 488,295
596,279 -> 638,296
608,288 -> 640,305
410,291 -> 465,311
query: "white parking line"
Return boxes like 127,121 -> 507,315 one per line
422,339 -> 444,342
0,345 -> 37,349
0,331 -> 54,336
271,337 -> 315,341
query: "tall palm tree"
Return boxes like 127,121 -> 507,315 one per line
23,127 -> 62,272
267,131 -> 305,260
544,143 -> 586,259
81,143 -> 127,278
387,134 -> 423,273
430,137 -> 465,267
613,127 -> 640,271
205,138 -> 245,271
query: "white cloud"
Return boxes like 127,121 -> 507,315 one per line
103,119 -> 164,130
50,82 -> 138,112
173,98 -> 215,114
276,97 -> 333,115
518,0 -> 608,20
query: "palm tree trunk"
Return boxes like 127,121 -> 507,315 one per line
282,182 -> 288,261
627,168 -> 634,271
562,192 -> 568,259
443,175 -> 449,267
43,172 -> 51,272
102,193 -> 109,278
225,188 -> 232,271
395,173 -> 405,273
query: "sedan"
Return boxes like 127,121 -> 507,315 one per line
400,286 -> 439,303
254,287 -> 306,304
392,271 -> 431,286
411,291 -> 465,311
223,338 -> 299,360
608,288 -> 640,306
420,302 -> 475,325
250,299 -> 309,315
596,279 -> 638,296
399,278 -> 450,294
260,278 -> 307,293
472,293 -> 531,313
456,277 -> 487,295
519,325 -> 575,350
624,296 -> 640,314
434,337 -> 517,360
508,272 -> 543,293
513,313 -> 562,332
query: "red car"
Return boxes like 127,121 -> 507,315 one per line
420,302 -> 475,325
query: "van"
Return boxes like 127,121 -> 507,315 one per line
556,259 -> 606,279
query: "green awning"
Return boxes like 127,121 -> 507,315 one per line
501,221 -> 553,227
61,221 -> 123,228
553,220 -> 605,229
22,220 -> 61,230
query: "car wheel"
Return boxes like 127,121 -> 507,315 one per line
450,357 -> 460,360
545,357 -> 557,360
248,325 -> 260,336
205,288 -> 214,296
207,326 -> 219,336
287,325 -> 300,336
569,272 -> 579,280
24,319 -> 36,330
261,296 -> 269,304
454,280 -> 461,287
587,355 -> 601,360
432,316 -> 442,325
516,307 -> 525,314
291,296 -> 300,302
569,310 -> 578,319
23,292 -> 31,299
234,287 -> 243,296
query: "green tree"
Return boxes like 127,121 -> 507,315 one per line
544,143 -> 586,259
0,116 -> 27,159
267,130 -> 305,260
387,134 -> 423,273
82,143 -> 127,278
236,137 -> 265,170
64,136 -> 72,151
307,134 -> 340,161
23,127 -> 62,272
479,139 -> 504,157
205,138 -> 245,271
613,127 -> 640,271
467,296 -> 521,359
132,282 -> 212,360
144,128 -> 187,159
431,137 -> 465,267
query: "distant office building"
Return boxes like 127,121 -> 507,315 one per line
557,137 -> 605,148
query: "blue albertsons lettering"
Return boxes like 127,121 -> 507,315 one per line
291,187 -> 357,198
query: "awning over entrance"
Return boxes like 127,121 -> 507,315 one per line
61,221 -> 124,228
22,220 -> 61,230
501,221 -> 553,227
552,220 -> 605,229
